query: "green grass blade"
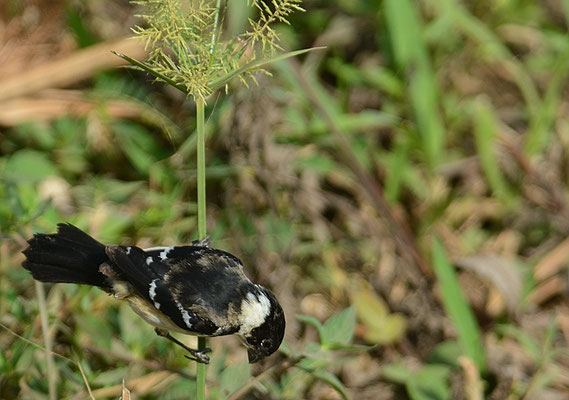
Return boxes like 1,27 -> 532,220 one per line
384,0 -> 445,170
524,47 -> 569,154
432,238 -> 486,373
112,51 -> 189,95
426,0 -> 539,118
496,324 -> 540,362
208,47 -> 324,93
384,0 -> 421,68
409,62 -> 445,170
472,97 -> 515,205
384,133 -> 410,204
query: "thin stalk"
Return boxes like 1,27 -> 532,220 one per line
196,99 -> 207,240
35,281 -> 57,400
195,97 -> 207,400
209,0 -> 223,63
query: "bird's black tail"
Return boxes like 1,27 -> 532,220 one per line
22,223 -> 109,287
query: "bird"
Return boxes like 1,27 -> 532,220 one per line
22,223 -> 285,364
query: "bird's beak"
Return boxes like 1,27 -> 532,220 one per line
247,348 -> 262,363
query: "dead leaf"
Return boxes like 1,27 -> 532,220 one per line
456,254 -> 522,314
534,237 -> 569,282
121,379 -> 131,400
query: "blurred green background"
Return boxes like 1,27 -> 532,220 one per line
1,0 -> 569,399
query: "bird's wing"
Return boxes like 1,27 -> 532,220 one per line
154,246 -> 249,335
164,250 -> 250,333
105,245 -> 222,334
143,246 -> 244,270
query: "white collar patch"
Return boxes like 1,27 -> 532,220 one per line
239,291 -> 271,335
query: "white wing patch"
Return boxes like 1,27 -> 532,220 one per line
146,256 -> 153,265
126,246 -> 131,255
239,292 -> 271,335
159,246 -> 174,260
176,300 -> 193,329
149,279 -> 161,310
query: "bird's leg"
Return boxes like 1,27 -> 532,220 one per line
191,235 -> 211,248
154,328 -> 211,364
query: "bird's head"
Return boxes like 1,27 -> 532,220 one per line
239,287 -> 285,363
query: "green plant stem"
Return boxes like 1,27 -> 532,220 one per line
196,99 -> 207,239
209,0 -> 222,62
36,281 -> 57,400
195,98 -> 207,400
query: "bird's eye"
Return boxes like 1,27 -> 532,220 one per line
261,339 -> 271,349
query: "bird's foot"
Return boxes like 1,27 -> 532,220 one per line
184,347 -> 212,364
191,235 -> 211,248
155,328 -> 212,364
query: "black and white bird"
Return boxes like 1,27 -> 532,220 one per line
22,223 -> 285,364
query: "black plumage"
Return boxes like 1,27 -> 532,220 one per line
22,223 -> 108,287
22,223 -> 285,364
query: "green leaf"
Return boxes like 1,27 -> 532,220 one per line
381,363 -> 413,384
298,349 -> 328,371
352,281 -> 407,345
309,369 -> 350,400
322,306 -> 356,347
208,47 -> 325,93
3,150 -> 58,183
432,239 -> 486,373
428,340 -> 463,367
406,365 -> 451,400
296,314 -> 325,343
